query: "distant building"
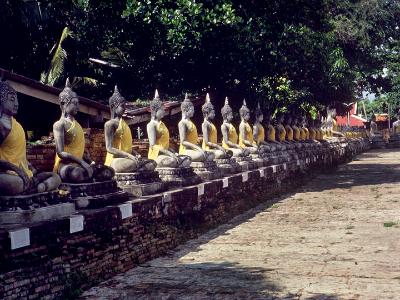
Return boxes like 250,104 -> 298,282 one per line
336,102 -> 367,127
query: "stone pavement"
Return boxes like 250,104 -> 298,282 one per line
81,149 -> 400,300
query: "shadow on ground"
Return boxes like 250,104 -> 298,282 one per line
83,261 -> 339,299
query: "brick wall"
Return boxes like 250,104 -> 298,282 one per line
0,139 -> 370,299
26,129 -> 154,171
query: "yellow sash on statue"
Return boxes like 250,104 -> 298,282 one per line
277,124 -> 286,142
293,126 -> 300,141
54,119 -> 85,172
304,128 -> 310,140
239,122 -> 255,148
179,120 -> 198,154
254,123 -> 265,145
202,122 -> 217,150
310,128 -> 316,140
0,117 -> 33,178
105,119 -> 133,166
300,128 -> 306,140
148,121 -> 170,160
285,125 -> 293,141
267,124 -> 276,142
222,123 -> 238,149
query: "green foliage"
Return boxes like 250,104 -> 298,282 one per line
41,27 -> 73,86
0,0 -> 399,115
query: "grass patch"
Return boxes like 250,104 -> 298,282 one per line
345,231 -> 353,234
345,225 -> 355,230
383,222 -> 397,228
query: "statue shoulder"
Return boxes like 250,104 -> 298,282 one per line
53,119 -> 66,132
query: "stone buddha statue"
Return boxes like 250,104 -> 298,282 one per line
326,108 -> 344,137
264,111 -> 283,151
392,109 -> 400,135
53,79 -> 114,183
178,93 -> 214,162
147,90 -> 191,168
291,116 -> 302,142
104,86 -> 156,173
301,116 -> 310,141
220,97 -> 248,157
238,99 -> 268,158
0,81 -> 61,195
284,114 -> 294,142
253,103 -> 273,151
201,93 -> 232,159
275,112 -> 288,147
370,114 -> 378,136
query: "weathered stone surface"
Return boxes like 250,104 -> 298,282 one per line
82,148 -> 400,300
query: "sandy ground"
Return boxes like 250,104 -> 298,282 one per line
81,149 -> 400,300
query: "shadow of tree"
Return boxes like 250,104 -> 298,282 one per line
81,261 -> 339,299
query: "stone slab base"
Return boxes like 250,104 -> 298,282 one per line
190,161 -> 222,180
114,171 -> 161,185
0,203 -> 76,225
118,181 -> 167,197
156,167 -> 202,188
73,191 -> 130,209
0,190 -> 71,211
59,180 -> 120,198
214,158 -> 241,175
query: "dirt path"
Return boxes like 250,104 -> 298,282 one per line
81,149 -> 400,300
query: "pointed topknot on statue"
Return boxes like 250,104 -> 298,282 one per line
239,98 -> 250,117
255,101 -> 263,120
150,89 -> 163,115
109,84 -> 125,109
202,93 -> 214,116
65,78 -> 71,88
221,96 -> 233,119
59,77 -> 78,105
181,92 -> 193,113
154,89 -> 160,100
205,93 -> 211,103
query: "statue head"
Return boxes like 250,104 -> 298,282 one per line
284,113 -> 292,125
181,93 -> 194,118
264,109 -> 272,124
0,81 -> 18,117
239,99 -> 250,121
275,111 -> 284,124
202,93 -> 215,120
59,78 -> 79,116
109,85 -> 126,117
221,97 -> 233,122
254,102 -> 263,123
150,89 -> 165,120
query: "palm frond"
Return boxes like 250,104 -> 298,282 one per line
41,26 -> 73,86
71,76 -> 99,88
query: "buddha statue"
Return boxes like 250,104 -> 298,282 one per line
370,114 -> 378,136
253,102 -> 273,151
274,112 -> 288,148
0,81 -> 61,196
104,86 -> 156,173
53,79 -> 114,183
264,110 -> 283,151
238,100 -> 269,159
284,114 -> 294,143
201,93 -> 232,159
221,97 -> 249,157
178,93 -> 215,162
392,109 -> 400,135
147,90 -> 191,168
326,108 -> 344,137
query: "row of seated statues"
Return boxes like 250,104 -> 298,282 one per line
0,79 -> 367,210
